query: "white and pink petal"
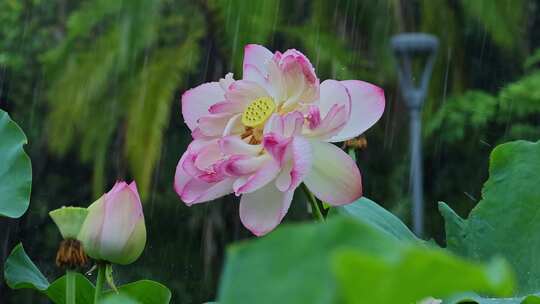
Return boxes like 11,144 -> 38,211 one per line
276,50 -> 319,110
264,112 -> 304,138
303,140 -> 362,206
329,80 -> 385,142
174,139 -> 235,205
219,73 -> 235,91
225,80 -> 270,105
233,158 -> 280,195
239,183 -> 294,236
219,136 -> 263,156
223,154 -> 267,176
243,44 -> 273,78
222,113 -> 244,136
208,100 -> 246,114
181,82 -> 226,131
275,136 -> 312,192
243,64 -> 269,88
317,79 -> 351,118
178,177 -> 235,206
197,113 -> 236,137
305,104 -> 349,140
262,133 -> 291,165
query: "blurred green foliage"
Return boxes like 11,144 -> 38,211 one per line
1,0 -> 540,303
44,0 -> 204,197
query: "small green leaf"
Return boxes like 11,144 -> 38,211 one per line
45,273 -> 96,304
103,280 -> 172,304
5,244 -> 96,304
331,197 -> 420,243
0,109 -> 32,218
49,206 -> 89,239
333,247 -> 514,304
4,243 -> 49,291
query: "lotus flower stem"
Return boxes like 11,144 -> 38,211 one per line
301,183 -> 324,222
66,270 -> 76,304
94,263 -> 106,304
348,147 -> 357,162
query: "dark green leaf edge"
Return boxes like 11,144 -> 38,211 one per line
0,109 -> 32,218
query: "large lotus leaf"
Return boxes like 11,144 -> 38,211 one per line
100,294 -> 139,304
444,292 -> 540,304
330,196 -> 420,243
334,247 -> 513,304
217,217 -> 514,304
103,280 -> 172,303
0,109 -> 32,218
218,217 -> 398,304
440,140 -> 540,299
46,273 -> 95,304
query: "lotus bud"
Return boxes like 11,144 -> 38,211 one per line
78,181 -> 146,265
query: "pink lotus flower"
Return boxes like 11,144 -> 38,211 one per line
175,45 -> 385,236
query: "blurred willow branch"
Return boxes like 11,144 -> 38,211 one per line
43,0 -> 205,198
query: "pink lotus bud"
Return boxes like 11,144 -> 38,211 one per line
78,181 -> 146,265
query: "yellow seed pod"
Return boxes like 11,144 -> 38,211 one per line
241,97 -> 276,127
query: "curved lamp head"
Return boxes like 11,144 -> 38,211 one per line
391,33 -> 439,56
391,33 -> 439,109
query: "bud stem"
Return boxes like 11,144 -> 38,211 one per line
94,263 -> 106,304
301,183 -> 325,222
66,270 -> 76,304
348,147 -> 357,162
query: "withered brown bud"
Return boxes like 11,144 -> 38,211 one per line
343,136 -> 368,150
56,238 -> 88,270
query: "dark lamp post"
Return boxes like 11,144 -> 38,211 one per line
391,33 -> 439,237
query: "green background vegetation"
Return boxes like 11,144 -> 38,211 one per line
1,0 -> 540,302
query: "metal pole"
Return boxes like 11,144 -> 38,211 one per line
409,108 -> 424,236
390,33 -> 438,238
